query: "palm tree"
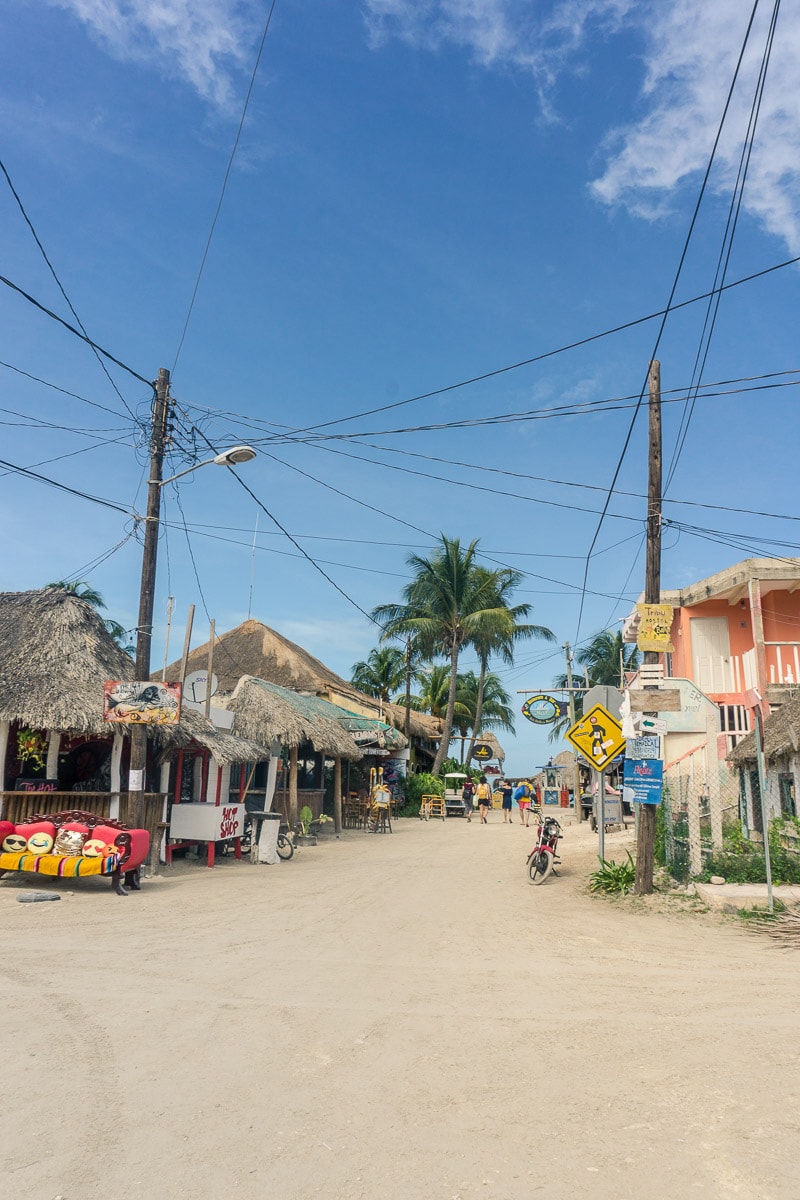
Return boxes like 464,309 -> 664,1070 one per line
371,535 -> 518,774
47,578 -> 134,656
465,565 -> 555,762
456,669 -> 515,762
350,646 -> 406,704
406,663 -> 453,718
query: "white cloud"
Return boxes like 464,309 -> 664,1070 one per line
590,1 -> 800,252
50,0 -> 262,107
364,0 -> 800,251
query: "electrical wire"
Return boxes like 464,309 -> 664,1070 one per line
0,273 -> 153,388
663,0 -> 781,495
573,0 -> 765,645
0,456 -> 132,514
171,0 -> 279,374
0,359 -> 137,423
0,155 -> 144,425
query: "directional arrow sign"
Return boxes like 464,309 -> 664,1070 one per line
565,703 -> 626,771
637,714 -> 667,734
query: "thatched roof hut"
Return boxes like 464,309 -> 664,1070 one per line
224,677 -> 362,759
163,619 -> 442,743
155,704 -> 270,766
728,698 -> 800,765
0,587 -> 135,734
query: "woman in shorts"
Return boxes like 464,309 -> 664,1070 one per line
476,776 -> 493,824
499,779 -> 514,823
515,780 -> 533,827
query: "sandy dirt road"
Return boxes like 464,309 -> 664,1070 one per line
2,812 -> 799,1200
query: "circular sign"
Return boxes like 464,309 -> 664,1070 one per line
184,671 -> 219,704
521,694 -> 565,725
472,743 -> 493,761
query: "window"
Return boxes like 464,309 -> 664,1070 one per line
749,768 -> 763,833
778,773 -> 796,819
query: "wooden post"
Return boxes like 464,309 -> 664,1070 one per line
288,745 -> 299,826
129,367 -> 170,831
565,642 -> 582,822
635,359 -> 662,895
0,720 -> 8,814
205,619 -> 215,718
334,756 -> 343,835
178,604 -> 195,684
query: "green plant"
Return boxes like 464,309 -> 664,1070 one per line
16,728 -> 47,773
400,772 -> 443,817
589,852 -> 636,895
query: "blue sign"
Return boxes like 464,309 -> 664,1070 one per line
623,757 -> 663,806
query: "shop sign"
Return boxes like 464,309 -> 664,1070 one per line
472,743 -> 493,761
103,681 -> 181,724
636,603 -> 675,653
627,735 -> 660,759
521,695 -> 568,725
623,758 -> 664,805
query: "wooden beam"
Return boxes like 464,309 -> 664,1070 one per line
628,688 -> 682,712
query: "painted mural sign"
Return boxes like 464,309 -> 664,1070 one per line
636,603 -> 675,653
521,694 -> 568,725
103,681 -> 182,725
623,757 -> 664,806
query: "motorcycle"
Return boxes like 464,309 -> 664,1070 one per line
526,812 -> 562,885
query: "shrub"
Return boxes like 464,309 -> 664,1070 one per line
589,852 -> 636,895
400,772 -> 444,817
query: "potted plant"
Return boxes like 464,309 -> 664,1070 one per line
296,805 -> 318,846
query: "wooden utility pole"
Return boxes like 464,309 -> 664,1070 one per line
565,642 -> 582,821
128,367 -> 171,831
634,360 -> 662,894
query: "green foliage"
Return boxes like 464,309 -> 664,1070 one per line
701,817 -> 800,886
589,852 -> 636,895
299,805 -> 314,831
350,646 -> 407,701
654,799 -> 667,866
400,772 -> 444,816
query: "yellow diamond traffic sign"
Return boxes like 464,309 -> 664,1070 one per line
565,703 -> 626,771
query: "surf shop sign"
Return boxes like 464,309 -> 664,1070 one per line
521,694 -> 567,725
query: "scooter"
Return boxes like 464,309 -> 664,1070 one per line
526,812 -> 562,885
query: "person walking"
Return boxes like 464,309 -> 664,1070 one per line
461,776 -> 476,822
476,775 -> 493,823
513,779 -> 533,827
499,778 -> 514,823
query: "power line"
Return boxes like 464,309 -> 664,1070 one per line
0,358 -> 135,422
0,273 -> 153,389
573,0 -> 765,645
268,252 -> 800,439
171,0 -> 279,374
0,155 -> 143,425
0,456 -> 132,514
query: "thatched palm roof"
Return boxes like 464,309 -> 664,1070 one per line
163,619 -> 442,742
155,705 -> 270,766
0,588 -> 136,734
473,731 -> 506,762
224,677 -> 361,759
728,698 -> 800,765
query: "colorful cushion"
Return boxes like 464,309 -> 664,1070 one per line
52,828 -> 87,857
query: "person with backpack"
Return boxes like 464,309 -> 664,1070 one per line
461,776 -> 476,822
513,779 -> 533,827
475,775 -> 493,823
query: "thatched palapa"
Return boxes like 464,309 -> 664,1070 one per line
728,696 -> 800,765
155,704 -> 270,766
225,677 -> 361,758
0,588 -> 135,734
164,619 -> 441,744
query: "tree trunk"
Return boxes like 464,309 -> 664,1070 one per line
404,635 -> 412,739
466,654 -> 488,764
432,642 -> 460,775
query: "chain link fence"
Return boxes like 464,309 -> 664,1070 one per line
657,741 -> 800,884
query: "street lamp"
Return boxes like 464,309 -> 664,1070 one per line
128,368 -> 256,829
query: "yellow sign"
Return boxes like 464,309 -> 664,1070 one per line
636,603 -> 675,653
565,703 -> 626,771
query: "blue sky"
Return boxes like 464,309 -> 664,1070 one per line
2,0 -> 800,773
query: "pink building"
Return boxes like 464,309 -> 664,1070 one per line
624,557 -> 800,753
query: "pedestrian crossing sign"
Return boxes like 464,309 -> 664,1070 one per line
565,703 -> 626,771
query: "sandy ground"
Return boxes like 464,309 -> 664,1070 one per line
2,812 -> 799,1200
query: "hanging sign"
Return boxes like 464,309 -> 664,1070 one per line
636,603 -> 675,653
103,681 -> 182,725
565,704 -> 626,771
472,743 -> 493,761
627,735 -> 660,759
623,757 -> 664,805
521,695 -> 568,725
